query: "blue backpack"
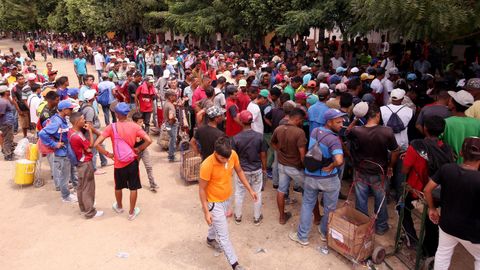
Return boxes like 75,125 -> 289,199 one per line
66,132 -> 80,166
97,87 -> 110,106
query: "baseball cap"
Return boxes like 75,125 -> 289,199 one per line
317,72 -> 329,81
329,74 -> 341,85
324,109 -> 346,121
335,83 -> 348,93
147,76 -> 155,83
448,90 -> 474,107
48,70 -> 58,76
238,79 -> 247,87
67,88 -> 79,97
466,78 -> 480,91
206,106 -> 224,119
389,67 -> 399,75
226,85 -> 238,95
27,73 -> 37,81
350,67 -> 360,73
360,73 -> 374,81
306,94 -> 319,105
300,65 -> 311,72
406,73 -> 417,81
0,85 -> 9,93
362,93 -> 376,104
259,89 -> 269,98
295,92 -> 307,100
336,66 -> 347,73
115,102 -> 131,116
307,80 -> 317,88
83,89 -> 97,101
58,100 -> 75,110
282,100 -> 296,112
391,88 -> 406,100
239,110 -> 253,124
41,87 -> 56,97
353,102 -> 369,118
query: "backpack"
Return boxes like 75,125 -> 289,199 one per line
66,131 -> 80,166
385,105 -> 406,133
304,128 -> 334,172
411,139 -> 454,177
97,87 -> 110,106
112,123 -> 136,163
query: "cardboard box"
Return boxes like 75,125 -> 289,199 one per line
328,205 -> 374,262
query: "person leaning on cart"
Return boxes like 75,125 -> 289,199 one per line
424,137 -> 480,270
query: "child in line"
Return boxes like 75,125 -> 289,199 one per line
69,111 -> 103,219
132,112 -> 158,192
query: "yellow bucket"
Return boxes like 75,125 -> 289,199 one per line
14,159 -> 36,185
28,143 -> 39,161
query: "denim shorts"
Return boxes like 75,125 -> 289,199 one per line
277,163 -> 304,194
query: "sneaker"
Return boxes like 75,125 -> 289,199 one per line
112,202 -> 124,214
273,184 -> 279,189
4,155 -> 14,161
128,207 -> 141,221
62,194 -> 78,203
234,215 -> 242,225
94,169 -> 106,175
149,186 -> 157,192
234,265 -> 246,270
317,226 -> 327,241
55,187 -> 60,191
93,210 -> 104,218
150,183 -> 159,189
253,215 -> 263,226
376,227 -> 389,236
168,158 -> 180,163
206,238 -> 222,251
293,186 -> 304,193
289,232 -> 309,246
285,197 -> 297,205
266,170 -> 273,179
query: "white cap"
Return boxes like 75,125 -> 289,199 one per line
350,67 -> 359,73
83,89 -> 96,101
238,79 -> 247,87
27,73 -> 37,81
162,69 -> 171,79
108,49 -> 115,53
391,88 -> 406,100
300,65 -> 311,72
448,90 -> 474,107
353,102 -> 369,118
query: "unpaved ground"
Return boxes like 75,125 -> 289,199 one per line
0,39 -> 472,270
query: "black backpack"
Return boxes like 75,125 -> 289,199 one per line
411,139 -> 454,177
386,105 -> 407,133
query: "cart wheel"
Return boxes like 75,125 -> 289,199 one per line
372,246 -> 386,264
421,257 -> 435,270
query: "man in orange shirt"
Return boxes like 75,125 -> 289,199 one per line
199,137 -> 257,270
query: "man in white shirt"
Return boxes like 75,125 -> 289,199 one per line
330,52 -> 346,70
370,68 -> 386,105
380,88 -> 413,150
214,76 -> 226,108
94,51 -> 106,82
247,89 -> 269,134
27,84 -> 43,127
381,67 -> 399,105
380,53 -> 396,78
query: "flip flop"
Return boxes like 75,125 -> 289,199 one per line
279,212 -> 292,225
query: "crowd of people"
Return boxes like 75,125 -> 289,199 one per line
0,35 -> 480,270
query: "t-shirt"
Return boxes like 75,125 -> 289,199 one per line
331,57 -> 345,69
127,82 -> 139,104
194,125 -> 225,160
232,129 -> 267,171
200,150 -> 240,202
81,104 -> 100,129
213,88 -> 226,108
192,87 -> 207,109
266,107 -> 285,131
465,100 -> 480,119
283,85 -> 295,100
236,91 -> 251,112
69,131 -> 93,162
308,101 -> 329,134
0,98 -> 15,126
247,101 -> 263,134
226,99 -> 242,137
432,163 -> 480,244
416,104 -> 451,127
97,80 -> 116,105
135,83 -> 155,113
260,102 -> 273,133
38,105 -> 57,128
271,123 -> 307,169
13,85 -> 29,112
101,122 -> 147,168
443,116 -> 480,163
380,104 -> 413,150
305,127 -> 343,177
73,58 -> 87,75
27,93 -> 42,124
347,125 -> 399,174
94,53 -> 105,70
163,101 -> 177,123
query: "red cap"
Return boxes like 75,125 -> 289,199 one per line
239,110 -> 253,124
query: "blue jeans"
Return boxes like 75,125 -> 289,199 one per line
272,151 -> 279,186
297,175 -> 340,241
53,156 -> 72,199
91,133 -> 107,170
102,104 -> 116,125
277,163 -> 304,194
97,70 -> 103,82
166,123 -> 178,160
354,170 -> 389,232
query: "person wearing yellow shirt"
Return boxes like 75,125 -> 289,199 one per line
199,137 -> 257,270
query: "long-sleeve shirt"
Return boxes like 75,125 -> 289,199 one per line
38,114 -> 70,157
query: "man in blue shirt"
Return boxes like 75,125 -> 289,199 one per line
73,53 -> 88,86
38,100 -> 78,203
289,109 -> 345,246
307,85 -> 330,134
0,85 -> 15,160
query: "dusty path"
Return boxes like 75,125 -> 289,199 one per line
0,39 -> 471,270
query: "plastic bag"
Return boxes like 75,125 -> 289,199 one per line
14,138 -> 30,158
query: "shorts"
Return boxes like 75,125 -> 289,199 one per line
278,163 -> 304,194
18,112 -> 30,129
113,159 -> 142,190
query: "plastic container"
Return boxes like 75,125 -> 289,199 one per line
14,159 -> 36,185
27,143 -> 39,161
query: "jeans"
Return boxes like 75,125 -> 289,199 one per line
71,164 -> 78,188
207,200 -> 238,265
101,104 -> 116,125
298,175 -> 340,240
272,151 -> 279,186
0,124 -> 14,158
263,133 -> 274,168
97,70 -> 103,82
142,111 -> 152,133
91,133 -> 107,170
354,170 -> 389,232
53,156 -> 72,199
391,154 -> 406,201
434,228 -> 480,270
277,163 -> 304,194
166,123 -> 178,160
138,149 -> 156,187
234,169 -> 263,220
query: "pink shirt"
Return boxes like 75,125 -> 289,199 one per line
101,122 -> 147,168
192,86 -> 207,109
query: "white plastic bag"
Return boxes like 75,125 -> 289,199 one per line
14,138 -> 30,158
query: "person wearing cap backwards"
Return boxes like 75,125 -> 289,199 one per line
95,102 -> 152,221
135,76 -> 156,133
380,88 -> 413,200
424,137 -> 480,270
308,84 -> 330,134
190,106 -> 225,161
97,73 -> 116,125
39,100 -> 78,203
11,74 -> 31,138
443,90 -> 480,163
0,85 -> 15,160
289,109 -> 345,245
231,110 -> 267,226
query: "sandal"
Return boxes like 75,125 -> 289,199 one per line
279,212 -> 292,225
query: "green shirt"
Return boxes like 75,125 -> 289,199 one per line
284,85 -> 295,101
442,116 -> 480,163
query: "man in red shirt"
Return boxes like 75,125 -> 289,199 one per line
69,112 -> 103,219
236,79 -> 250,112
135,76 -> 156,133
192,77 -> 211,110
402,115 -> 453,255
225,85 -> 242,137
